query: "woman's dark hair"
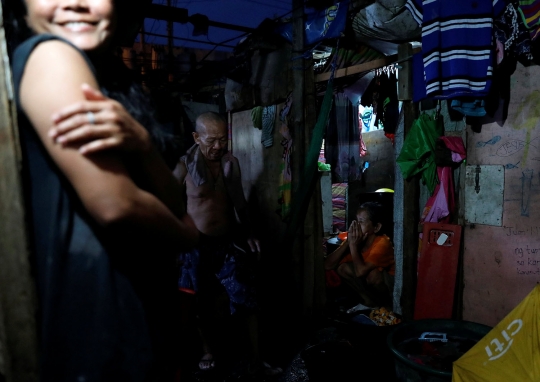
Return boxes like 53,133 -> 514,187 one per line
2,0 -> 32,55
357,202 -> 384,231
100,56 -> 182,169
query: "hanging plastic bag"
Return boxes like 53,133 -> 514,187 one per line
396,113 -> 443,194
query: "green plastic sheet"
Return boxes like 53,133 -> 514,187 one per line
282,80 -> 334,245
396,113 -> 443,194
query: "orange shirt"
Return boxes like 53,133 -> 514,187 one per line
339,234 -> 395,276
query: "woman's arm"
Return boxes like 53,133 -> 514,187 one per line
20,40 -> 197,250
49,83 -> 187,219
324,239 -> 349,270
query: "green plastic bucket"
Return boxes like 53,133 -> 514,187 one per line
387,319 -> 492,382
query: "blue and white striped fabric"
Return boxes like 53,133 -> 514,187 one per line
405,0 -> 505,99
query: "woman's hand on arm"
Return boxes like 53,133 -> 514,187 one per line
48,79 -> 187,218
49,83 -> 152,155
20,41 -> 196,250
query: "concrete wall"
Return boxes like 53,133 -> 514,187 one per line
231,108 -> 287,240
347,129 -> 396,225
463,63 -> 540,326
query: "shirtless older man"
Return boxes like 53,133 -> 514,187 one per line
174,112 -> 280,375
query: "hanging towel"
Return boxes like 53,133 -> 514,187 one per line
180,145 -> 245,212
450,99 -> 487,117
261,105 -> 277,148
251,106 -> 263,129
278,95 -> 293,220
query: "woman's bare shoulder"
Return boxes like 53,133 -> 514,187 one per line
20,39 -> 99,119
23,39 -> 93,79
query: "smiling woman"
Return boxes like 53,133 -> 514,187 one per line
5,0 -> 199,380
24,0 -> 116,52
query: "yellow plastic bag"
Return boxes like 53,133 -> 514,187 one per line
452,284 -> 540,381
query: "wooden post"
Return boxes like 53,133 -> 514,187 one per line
166,0 -> 174,81
398,43 -> 413,101
397,43 -> 419,320
0,3 -> 39,381
303,51 -> 326,316
290,0 -> 306,316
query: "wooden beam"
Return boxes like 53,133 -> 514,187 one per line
0,3 -> 39,381
315,55 -> 397,82
315,46 -> 421,83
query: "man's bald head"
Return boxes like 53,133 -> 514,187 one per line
195,112 -> 227,134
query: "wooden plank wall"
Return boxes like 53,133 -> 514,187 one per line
231,104 -> 325,321
463,63 -> 540,326
0,3 -> 39,381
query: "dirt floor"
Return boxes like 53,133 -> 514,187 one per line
176,292 -> 399,382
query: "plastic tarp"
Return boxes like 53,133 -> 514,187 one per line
352,0 -> 420,42
396,113 -> 443,194
452,284 -> 540,381
277,0 -> 349,47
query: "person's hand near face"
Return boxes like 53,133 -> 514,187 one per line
348,220 -> 366,254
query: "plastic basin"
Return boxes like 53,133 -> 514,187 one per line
387,319 -> 492,382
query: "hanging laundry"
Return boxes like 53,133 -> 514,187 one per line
380,69 -> 399,143
439,136 -> 466,163
396,113 -> 443,194
420,167 -> 455,224
450,99 -> 487,117
420,136 -> 465,241
488,1 -> 534,120
494,1 -> 535,66
517,0 -> 540,40
277,94 -> 293,220
405,0 -> 506,99
261,105 -> 277,148
360,106 -> 373,131
326,93 -> 361,183
358,106 -> 367,158
251,106 -> 263,129
360,72 -> 381,126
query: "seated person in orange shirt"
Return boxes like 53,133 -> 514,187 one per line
324,202 -> 395,309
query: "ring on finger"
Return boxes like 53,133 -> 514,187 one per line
87,111 -> 96,125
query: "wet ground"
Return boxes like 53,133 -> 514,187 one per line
177,301 -> 399,382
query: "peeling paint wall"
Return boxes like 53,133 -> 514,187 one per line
463,63 -> 540,326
